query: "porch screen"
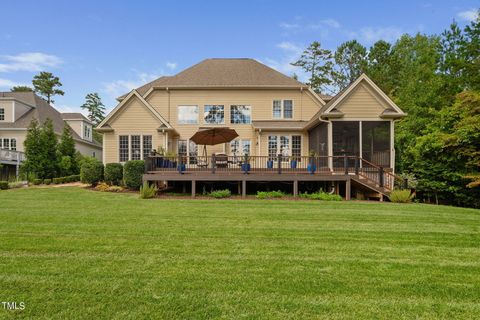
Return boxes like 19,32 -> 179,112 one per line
362,121 -> 390,167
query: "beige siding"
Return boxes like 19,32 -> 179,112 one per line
75,140 -> 102,160
337,83 -> 388,119
0,100 -> 14,122
65,120 -> 82,138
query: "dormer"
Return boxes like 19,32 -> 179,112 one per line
61,113 -> 93,142
0,96 -> 32,123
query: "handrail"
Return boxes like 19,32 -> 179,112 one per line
0,149 -> 25,163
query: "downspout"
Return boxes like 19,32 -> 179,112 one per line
166,87 -> 170,123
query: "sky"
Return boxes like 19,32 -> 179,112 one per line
0,0 -> 478,114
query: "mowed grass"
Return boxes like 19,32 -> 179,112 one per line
0,187 -> 479,319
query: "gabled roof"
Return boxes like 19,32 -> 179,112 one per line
117,58 -> 309,101
0,92 -> 101,147
98,90 -> 172,129
305,74 -> 406,129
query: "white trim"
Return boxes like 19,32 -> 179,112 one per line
323,74 -> 406,116
390,120 -> 395,173
359,121 -> 363,161
98,90 -> 172,129
272,99 -> 294,120
327,121 -> 333,170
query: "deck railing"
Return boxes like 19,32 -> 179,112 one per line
145,154 -> 406,190
0,149 -> 25,163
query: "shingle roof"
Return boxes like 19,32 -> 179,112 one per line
118,58 -> 307,100
61,112 -> 91,122
0,92 -> 101,147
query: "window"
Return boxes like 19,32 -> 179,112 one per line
292,135 -> 301,161
143,135 -> 152,160
283,100 -> 293,119
131,135 -> 141,160
280,136 -> 290,157
230,105 -> 251,124
273,100 -> 282,119
272,100 -> 293,119
83,124 -> 91,139
189,140 -> 197,164
178,140 -> 187,157
3,138 -> 10,150
230,139 -> 250,156
10,138 -> 16,151
268,136 -> 277,160
0,108 -> 4,121
178,106 -> 198,124
119,136 -> 129,162
204,105 -> 224,124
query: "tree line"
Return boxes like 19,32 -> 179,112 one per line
292,12 -> 479,207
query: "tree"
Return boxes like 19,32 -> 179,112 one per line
58,126 -> 78,175
10,86 -> 33,92
366,40 -> 395,94
39,119 -> 59,178
32,72 -> 64,104
22,119 -> 43,178
333,40 -> 368,90
80,92 -> 106,126
291,41 -> 334,94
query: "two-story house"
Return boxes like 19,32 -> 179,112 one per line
0,91 -> 102,179
97,58 -> 406,199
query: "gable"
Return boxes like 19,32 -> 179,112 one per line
108,95 -> 165,130
336,82 -> 388,118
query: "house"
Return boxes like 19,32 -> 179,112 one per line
97,58 -> 406,199
0,91 -> 102,179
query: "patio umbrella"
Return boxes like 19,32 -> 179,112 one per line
190,128 -> 239,156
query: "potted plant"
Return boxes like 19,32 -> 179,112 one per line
307,150 -> 317,174
241,153 -> 251,174
290,156 -> 297,169
267,158 -> 274,169
164,151 -> 176,168
177,155 -> 186,174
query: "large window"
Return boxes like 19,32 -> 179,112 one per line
267,135 -> 301,160
178,106 -> 198,124
189,140 -> 197,164
230,105 -> 251,124
143,135 -> 152,160
0,108 -> 4,121
2,138 -> 10,150
272,100 -> 293,119
362,121 -> 390,167
131,135 -> 141,160
119,136 -> 129,162
204,105 -> 224,124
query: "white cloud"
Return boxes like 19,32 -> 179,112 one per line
457,9 -> 479,22
166,61 -> 177,70
350,26 -> 404,44
260,41 -> 307,82
0,78 -> 23,88
319,19 -> 340,29
103,72 -> 159,98
0,52 -> 63,73
279,22 -> 300,30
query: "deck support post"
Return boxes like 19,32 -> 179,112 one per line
242,180 -> 246,198
345,178 -> 351,200
238,182 -> 241,195
191,180 -> 196,198
293,180 -> 298,197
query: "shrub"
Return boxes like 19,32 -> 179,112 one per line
210,189 -> 231,198
107,185 -> 124,192
43,179 -> 52,185
80,157 -> 104,185
33,179 -> 43,185
68,175 -> 80,182
94,182 -> 110,192
8,181 -> 24,189
139,181 -> 157,199
104,163 -> 123,185
389,189 -> 413,203
256,190 -> 285,199
52,177 -> 63,184
299,191 -> 342,201
0,181 -> 9,190
124,160 -> 145,190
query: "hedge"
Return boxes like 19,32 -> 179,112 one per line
53,177 -> 64,184
104,163 -> 123,185
43,179 -> 52,185
123,160 -> 145,190
80,157 -> 104,185
33,179 -> 43,185
0,181 -> 8,190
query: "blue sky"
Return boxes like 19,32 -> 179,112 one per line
0,0 -> 478,114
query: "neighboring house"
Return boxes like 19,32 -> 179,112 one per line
97,58 -> 406,199
0,91 -> 102,179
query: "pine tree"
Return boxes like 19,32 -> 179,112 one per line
23,119 -> 43,178
58,126 -> 77,175
39,119 -> 58,178
10,86 -> 33,92
81,93 -> 106,126
32,72 -> 64,104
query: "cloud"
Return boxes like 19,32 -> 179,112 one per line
457,9 -> 479,22
0,78 -> 23,88
166,62 -> 177,70
349,26 -> 404,44
279,22 -> 300,30
260,41 -> 307,82
319,19 -> 340,29
103,72 -> 159,98
0,52 -> 63,73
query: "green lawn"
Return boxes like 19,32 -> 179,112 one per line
0,187 -> 479,319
